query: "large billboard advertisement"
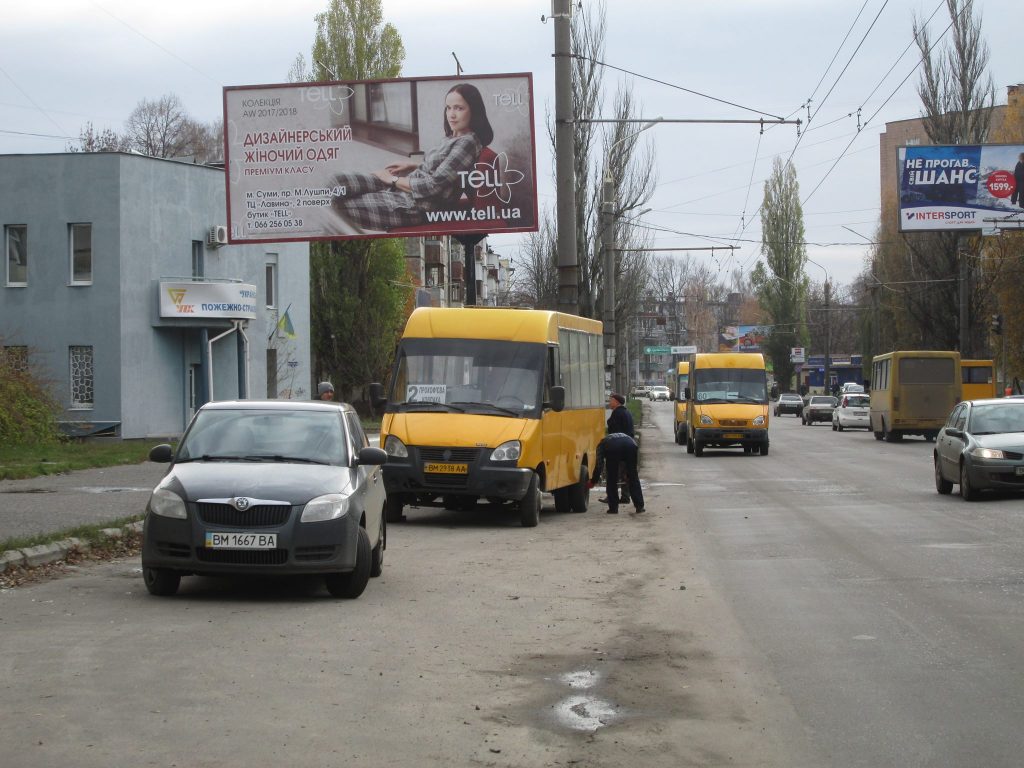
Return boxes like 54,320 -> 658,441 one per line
223,73 -> 538,243
897,144 -> 1024,232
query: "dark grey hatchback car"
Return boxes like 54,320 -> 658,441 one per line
142,400 -> 388,598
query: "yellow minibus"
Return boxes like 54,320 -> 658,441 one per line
869,350 -> 961,442
369,307 -> 605,528
685,353 -> 769,456
961,359 -> 996,400
673,361 -> 690,445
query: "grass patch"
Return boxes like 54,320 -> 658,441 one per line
0,439 -> 161,481
1,514 -> 145,554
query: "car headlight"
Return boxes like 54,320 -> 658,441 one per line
752,415 -> 765,426
148,487 -> 187,519
384,435 -> 408,458
700,414 -> 713,426
969,446 -> 1007,460
490,440 -> 521,462
301,493 -> 350,522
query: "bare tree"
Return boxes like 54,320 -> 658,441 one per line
871,0 -> 996,354
122,94 -> 191,157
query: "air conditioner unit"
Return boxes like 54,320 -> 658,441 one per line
207,225 -> 229,248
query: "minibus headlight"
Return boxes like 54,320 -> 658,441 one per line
752,415 -> 765,426
700,414 -> 714,426
490,440 -> 521,462
384,435 -> 408,458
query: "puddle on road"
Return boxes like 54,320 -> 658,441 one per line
554,694 -> 618,731
547,668 -> 621,731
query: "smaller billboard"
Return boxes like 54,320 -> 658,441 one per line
223,73 -> 539,244
897,144 -> 1024,232
720,325 -> 768,353
159,282 -> 258,319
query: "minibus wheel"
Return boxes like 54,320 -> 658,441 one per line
519,474 -> 541,527
568,465 -> 590,513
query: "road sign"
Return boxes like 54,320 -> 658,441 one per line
671,345 -> 697,355
644,346 -> 671,355
790,346 -> 806,363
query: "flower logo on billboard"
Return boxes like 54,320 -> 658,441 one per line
473,151 -> 525,206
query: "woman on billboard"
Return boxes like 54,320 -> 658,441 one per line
331,83 -> 494,231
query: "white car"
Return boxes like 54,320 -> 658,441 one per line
839,382 -> 865,395
832,393 -> 871,431
648,386 -> 671,401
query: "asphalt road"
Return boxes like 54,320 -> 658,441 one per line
1,405 -> 1023,767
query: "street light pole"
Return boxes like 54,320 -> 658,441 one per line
552,0 -> 578,312
806,257 -> 831,394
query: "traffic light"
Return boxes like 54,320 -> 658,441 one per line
991,314 -> 1003,335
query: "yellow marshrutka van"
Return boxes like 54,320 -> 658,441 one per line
673,361 -> 690,445
685,352 -> 770,456
370,307 -> 606,528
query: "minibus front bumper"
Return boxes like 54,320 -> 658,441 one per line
383,452 -> 534,501
692,427 -> 768,447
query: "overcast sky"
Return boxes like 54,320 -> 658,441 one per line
2,0 -> 1019,289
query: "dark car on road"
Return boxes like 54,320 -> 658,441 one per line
141,400 -> 388,598
774,393 -> 804,417
802,395 -> 838,426
934,398 -> 1024,501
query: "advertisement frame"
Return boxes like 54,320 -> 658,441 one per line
897,143 -> 1024,233
223,72 -> 539,245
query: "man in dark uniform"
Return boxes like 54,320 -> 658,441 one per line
600,393 -> 635,506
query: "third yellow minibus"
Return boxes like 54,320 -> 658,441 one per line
869,350 -> 961,442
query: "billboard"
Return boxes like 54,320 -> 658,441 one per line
897,144 -> 1024,232
223,73 -> 539,244
720,325 -> 769,353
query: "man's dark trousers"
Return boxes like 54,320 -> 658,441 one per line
603,435 -> 644,513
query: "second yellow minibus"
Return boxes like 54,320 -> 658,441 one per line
370,307 -> 606,528
673,361 -> 689,445
685,353 -> 769,456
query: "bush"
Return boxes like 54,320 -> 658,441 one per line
0,356 -> 61,445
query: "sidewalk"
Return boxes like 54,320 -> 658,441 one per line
0,463 -> 167,543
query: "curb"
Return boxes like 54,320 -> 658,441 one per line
1,520 -> 144,573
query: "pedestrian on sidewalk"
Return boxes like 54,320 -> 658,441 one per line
601,392 -> 635,505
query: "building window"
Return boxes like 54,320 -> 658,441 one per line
6,224 -> 27,285
70,345 -> 94,408
69,223 -> 93,284
192,240 -> 205,279
265,256 -> 278,308
2,345 -> 29,373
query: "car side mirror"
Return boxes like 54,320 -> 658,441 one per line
369,382 -> 387,410
546,385 -> 565,412
355,446 -> 388,466
944,427 -> 963,439
149,444 -> 174,463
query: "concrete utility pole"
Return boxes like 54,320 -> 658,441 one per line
824,279 -> 831,395
601,173 -> 616,392
553,0 -> 578,313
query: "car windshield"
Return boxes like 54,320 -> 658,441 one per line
781,395 -> 801,401
809,397 -> 835,405
845,395 -> 870,407
969,404 -> 1024,435
177,409 -> 348,465
388,338 -> 545,417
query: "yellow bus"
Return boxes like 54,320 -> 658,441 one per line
673,361 -> 690,445
961,359 -> 996,400
369,307 -> 605,528
869,350 -> 961,442
685,353 -> 769,456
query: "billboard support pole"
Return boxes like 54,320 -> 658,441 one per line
456,234 -> 485,306
553,0 -> 579,313
958,235 -> 969,356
